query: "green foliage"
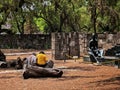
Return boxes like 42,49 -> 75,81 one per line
34,18 -> 47,33
0,0 -> 120,34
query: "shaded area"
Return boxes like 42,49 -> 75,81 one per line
0,76 -> 16,79
58,75 -> 97,81
0,34 -> 51,49
105,44 -> 120,56
89,76 -> 120,86
64,66 -> 98,71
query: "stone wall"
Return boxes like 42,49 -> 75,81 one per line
51,32 -> 120,60
0,34 -> 51,50
1,33 -> 120,59
81,33 -> 120,55
52,32 -> 80,60
80,33 -> 119,54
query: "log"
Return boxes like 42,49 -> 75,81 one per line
23,66 -> 63,79
6,57 -> 23,69
0,61 -> 7,68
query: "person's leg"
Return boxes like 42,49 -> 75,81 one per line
45,60 -> 54,68
36,63 -> 46,67
99,49 -> 104,57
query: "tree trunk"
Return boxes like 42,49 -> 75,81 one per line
23,66 -> 63,79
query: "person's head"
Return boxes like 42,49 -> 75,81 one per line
39,51 -> 45,54
32,53 -> 36,56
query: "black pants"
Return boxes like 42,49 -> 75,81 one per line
36,60 -> 54,68
36,63 -> 47,67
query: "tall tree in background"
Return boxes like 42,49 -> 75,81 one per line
87,0 -> 119,33
33,0 -> 87,33
11,0 -> 36,34
0,0 -> 37,34
0,0 -> 13,34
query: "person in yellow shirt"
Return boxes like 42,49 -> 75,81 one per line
36,51 -> 48,67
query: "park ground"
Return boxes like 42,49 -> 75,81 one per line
0,49 -> 120,90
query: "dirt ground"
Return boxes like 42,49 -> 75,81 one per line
0,50 -> 120,90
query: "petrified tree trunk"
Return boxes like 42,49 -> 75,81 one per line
23,66 -> 63,79
7,57 -> 23,69
0,61 -> 7,68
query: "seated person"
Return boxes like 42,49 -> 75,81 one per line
23,53 -> 37,70
36,51 -> 54,68
89,34 -> 98,57
88,34 -> 104,63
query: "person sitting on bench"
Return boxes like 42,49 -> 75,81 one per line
88,34 -> 104,64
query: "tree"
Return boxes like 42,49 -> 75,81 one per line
0,0 -> 13,34
0,0 -> 120,34
87,0 -> 120,33
0,0 -> 37,34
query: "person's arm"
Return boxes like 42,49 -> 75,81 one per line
45,55 -> 48,62
36,54 -> 39,64
23,58 -> 28,70
32,56 -> 37,65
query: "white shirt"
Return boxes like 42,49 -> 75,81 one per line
26,55 -> 36,65
23,55 -> 36,70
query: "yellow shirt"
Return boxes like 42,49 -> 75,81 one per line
36,53 -> 48,65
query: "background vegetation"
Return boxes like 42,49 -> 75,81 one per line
0,0 -> 120,34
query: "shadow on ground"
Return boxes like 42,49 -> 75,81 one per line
89,75 -> 120,86
63,66 -> 98,71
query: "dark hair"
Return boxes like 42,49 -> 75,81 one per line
39,51 -> 45,54
32,53 -> 36,56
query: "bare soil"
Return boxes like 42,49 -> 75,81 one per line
0,49 -> 120,90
